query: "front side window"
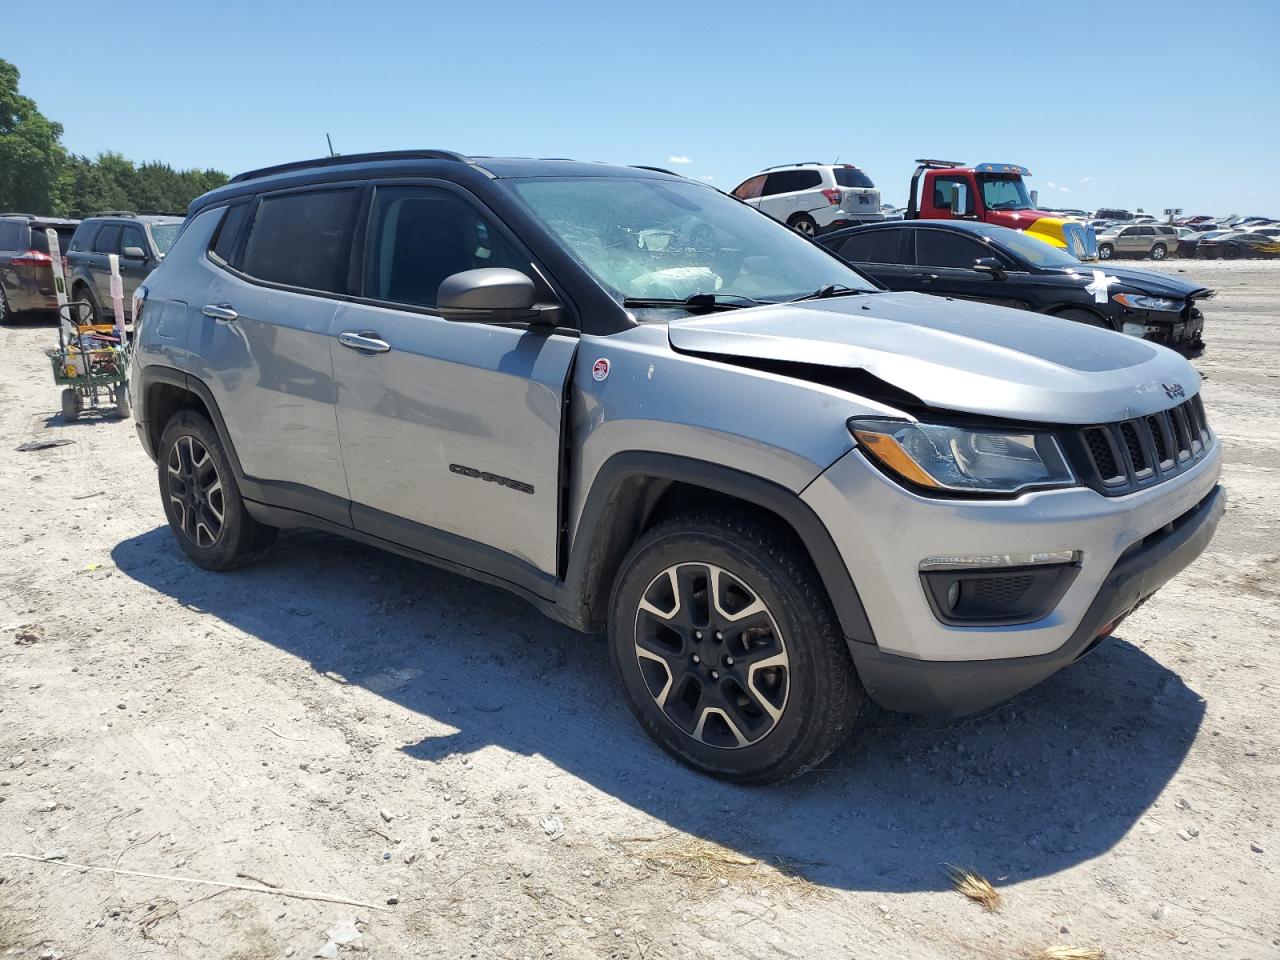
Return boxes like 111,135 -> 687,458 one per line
363,186 -> 531,308
121,226 -> 147,255
990,228 -> 1081,268
508,176 -> 877,307
932,176 -> 972,214
92,224 -> 121,254
979,175 -> 1034,211
242,189 -> 357,293
914,230 -> 993,269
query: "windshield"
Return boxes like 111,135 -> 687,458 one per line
979,175 -> 1034,211
995,228 -> 1083,268
507,177 -> 877,308
150,222 -> 182,254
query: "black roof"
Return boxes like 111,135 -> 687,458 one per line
823,219 -> 1012,242
193,150 -> 691,216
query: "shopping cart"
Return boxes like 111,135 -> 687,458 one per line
47,300 -> 131,421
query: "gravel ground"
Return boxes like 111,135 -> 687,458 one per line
1,258 -> 1276,960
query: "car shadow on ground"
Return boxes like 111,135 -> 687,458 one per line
112,526 -> 1204,894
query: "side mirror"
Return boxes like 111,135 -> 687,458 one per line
973,257 -> 1007,280
949,183 -> 968,217
436,268 -> 554,324
122,245 -> 148,260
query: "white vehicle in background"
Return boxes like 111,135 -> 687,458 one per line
731,163 -> 883,236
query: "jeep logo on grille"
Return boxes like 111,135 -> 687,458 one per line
1163,382 -> 1185,399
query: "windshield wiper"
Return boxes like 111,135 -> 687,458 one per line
622,292 -> 769,313
786,283 -> 869,303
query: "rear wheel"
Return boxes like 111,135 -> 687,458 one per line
609,509 -> 865,783
787,213 -> 818,238
1097,243 -> 1115,260
157,410 -> 277,570
1150,243 -> 1167,261
0,286 -> 10,324
74,285 -> 99,325
1222,244 -> 1241,260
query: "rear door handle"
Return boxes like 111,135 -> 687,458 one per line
203,303 -> 238,323
339,330 -> 391,353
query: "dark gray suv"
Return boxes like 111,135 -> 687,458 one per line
128,150 -> 1224,782
65,213 -> 183,324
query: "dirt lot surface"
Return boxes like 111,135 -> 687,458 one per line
1,259 -> 1276,960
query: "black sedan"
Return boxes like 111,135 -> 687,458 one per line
819,220 -> 1211,354
1178,229 -> 1233,259
1197,227 -> 1280,259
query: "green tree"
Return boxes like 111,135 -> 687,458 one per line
0,58 -> 67,214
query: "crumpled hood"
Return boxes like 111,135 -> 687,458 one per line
1050,263 -> 1210,299
667,292 -> 1200,425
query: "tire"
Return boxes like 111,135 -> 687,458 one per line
0,286 -> 11,324
156,409 -> 277,570
73,285 -> 99,325
787,213 -> 818,238
114,384 -> 132,420
1222,244 -> 1241,260
1097,243 -> 1114,260
1054,308 -> 1112,331
608,508 -> 865,784
1149,243 -> 1167,261
61,388 -> 81,422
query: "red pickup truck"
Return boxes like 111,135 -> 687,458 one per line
905,160 -> 1096,260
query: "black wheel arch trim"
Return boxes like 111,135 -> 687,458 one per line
564,451 -> 876,646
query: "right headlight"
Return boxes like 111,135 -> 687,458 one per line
849,418 -> 1076,495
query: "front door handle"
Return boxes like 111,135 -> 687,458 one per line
339,330 -> 391,353
203,303 -> 238,323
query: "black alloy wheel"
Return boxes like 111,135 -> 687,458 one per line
633,561 -> 790,749
167,434 -> 226,548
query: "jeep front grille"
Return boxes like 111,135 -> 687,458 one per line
1072,395 -> 1211,495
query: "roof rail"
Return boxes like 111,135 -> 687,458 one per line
630,165 -> 683,177
0,212 -> 37,218
90,210 -> 138,217
229,149 -> 473,184
761,162 -> 823,171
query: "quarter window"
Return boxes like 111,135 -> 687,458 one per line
363,187 -> 531,309
241,189 -> 357,293
92,224 -> 122,254
209,203 -> 249,265
914,230 -> 991,269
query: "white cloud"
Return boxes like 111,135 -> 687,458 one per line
1081,176 -> 1094,184
1046,180 -> 1058,188
668,155 -> 692,165
1059,186 -> 1070,193
698,174 -> 715,182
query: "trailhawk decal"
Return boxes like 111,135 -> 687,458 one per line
449,463 -> 535,495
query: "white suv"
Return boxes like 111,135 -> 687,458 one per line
731,163 -> 883,236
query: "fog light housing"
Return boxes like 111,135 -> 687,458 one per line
920,552 -> 1081,626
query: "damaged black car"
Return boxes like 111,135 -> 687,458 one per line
820,220 -> 1210,354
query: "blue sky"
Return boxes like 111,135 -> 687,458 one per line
5,0 -> 1277,215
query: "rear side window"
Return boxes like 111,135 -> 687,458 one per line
209,204 -> 249,264
833,167 -> 875,189
762,169 -> 822,195
363,186 -> 531,309
0,220 -> 24,249
834,229 -> 904,264
914,230 -> 991,269
242,189 -> 357,293
92,224 -> 122,253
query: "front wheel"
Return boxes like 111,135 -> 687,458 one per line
1150,243 -> 1167,260
609,510 -> 865,783
0,287 -> 11,324
1097,243 -> 1114,260
1222,244 -> 1241,260
157,410 -> 277,570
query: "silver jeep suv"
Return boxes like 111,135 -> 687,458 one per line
129,151 -> 1224,783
